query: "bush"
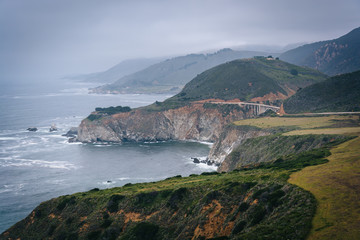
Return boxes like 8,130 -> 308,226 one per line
250,205 -> 267,225
95,106 -> 131,114
87,230 -> 102,240
201,171 -> 219,176
232,221 -> 247,234
57,196 -> 76,211
123,222 -> 159,240
290,69 -> 298,76
165,175 -> 182,180
101,219 -> 113,228
107,195 -> 125,213
268,189 -> 285,207
238,202 -> 249,212
167,188 -> 188,210
203,190 -> 221,204
135,191 -> 159,206
87,114 -> 102,121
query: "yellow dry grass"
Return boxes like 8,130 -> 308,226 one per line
289,136 -> 360,239
233,115 -> 359,129
283,127 -> 360,136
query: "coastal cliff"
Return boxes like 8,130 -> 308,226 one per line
1,168 -> 316,240
77,103 -> 260,143
208,125 -> 270,165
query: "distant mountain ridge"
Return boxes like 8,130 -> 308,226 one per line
280,27 -> 360,76
67,58 -> 164,83
91,49 -> 274,94
284,70 -> 360,113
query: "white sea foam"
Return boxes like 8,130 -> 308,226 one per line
64,140 -> 82,145
186,139 -> 214,147
93,144 -> 111,147
1,158 -> 77,170
139,144 -> 150,148
117,177 -> 131,181
100,181 -> 116,185
0,183 -> 25,194
195,163 -> 218,171
198,141 -> 214,146
0,137 -> 19,141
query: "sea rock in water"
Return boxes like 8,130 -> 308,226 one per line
192,157 -> 200,164
68,137 -> 77,143
49,124 -> 58,132
62,127 -> 78,137
27,127 -> 38,132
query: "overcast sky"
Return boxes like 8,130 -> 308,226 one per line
0,0 -> 359,79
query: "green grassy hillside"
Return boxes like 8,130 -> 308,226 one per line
167,57 -> 326,103
284,70 -> 360,113
1,159 -> 319,240
280,27 -> 360,76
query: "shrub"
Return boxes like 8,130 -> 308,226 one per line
135,191 -> 159,206
203,190 -> 221,204
87,114 -> 102,121
290,69 -> 298,76
201,171 -> 219,176
238,202 -> 249,212
95,106 -> 131,114
250,205 -> 267,225
57,196 -> 76,211
232,221 -> 247,234
167,188 -> 188,210
107,195 -> 125,213
87,230 -> 102,240
165,175 -> 182,180
101,219 -> 113,228
124,222 -> 159,240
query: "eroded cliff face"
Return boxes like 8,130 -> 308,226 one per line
77,103 -> 259,143
208,125 -> 270,166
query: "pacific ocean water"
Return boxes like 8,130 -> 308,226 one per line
0,78 -> 215,233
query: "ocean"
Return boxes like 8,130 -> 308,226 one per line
0,78 -> 215,233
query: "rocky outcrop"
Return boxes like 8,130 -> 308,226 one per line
208,125 -> 270,166
77,103 -> 260,143
62,127 -> 78,137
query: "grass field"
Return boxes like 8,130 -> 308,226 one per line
289,136 -> 360,239
283,127 -> 360,136
233,115 -> 360,129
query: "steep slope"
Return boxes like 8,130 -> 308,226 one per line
1,164 -> 317,240
77,103 -> 258,143
280,27 -> 360,75
283,70 -> 360,113
167,57 -> 327,105
91,49 -> 272,94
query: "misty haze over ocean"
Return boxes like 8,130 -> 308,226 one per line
0,0 -> 359,235
0,80 -> 216,232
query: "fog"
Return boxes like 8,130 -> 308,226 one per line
0,0 -> 359,80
